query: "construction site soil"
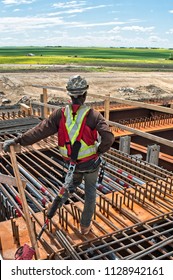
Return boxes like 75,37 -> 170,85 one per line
0,69 -> 173,105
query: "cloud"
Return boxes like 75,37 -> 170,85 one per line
108,26 -> 121,33
149,36 -> 168,43
0,30 -> 169,47
52,1 -> 86,9
1,36 -> 14,40
0,16 -> 65,32
49,4 -> 111,16
169,10 -> 173,13
166,29 -> 173,34
109,25 -> 155,33
34,33 -> 165,48
2,0 -> 34,4
13,9 -> 21,12
122,26 -> 155,32
67,21 -> 129,28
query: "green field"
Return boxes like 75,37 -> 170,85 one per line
0,46 -> 173,71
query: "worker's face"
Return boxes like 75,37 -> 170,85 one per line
71,92 -> 87,105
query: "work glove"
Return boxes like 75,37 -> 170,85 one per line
3,139 -> 16,152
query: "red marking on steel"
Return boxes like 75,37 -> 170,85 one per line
16,209 -> 22,217
15,196 -> 22,205
42,198 -> 47,206
40,187 -> 46,193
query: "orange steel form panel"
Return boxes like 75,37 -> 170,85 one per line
0,195 -> 154,259
0,212 -> 58,260
0,219 -> 42,260
130,142 -> 173,165
0,219 -> 21,260
112,122 -> 173,138
93,105 -> 137,112
0,185 -> 173,260
92,101 -> 170,112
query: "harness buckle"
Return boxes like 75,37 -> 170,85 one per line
64,162 -> 76,187
68,162 -> 76,173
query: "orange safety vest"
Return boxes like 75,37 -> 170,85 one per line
58,105 -> 98,162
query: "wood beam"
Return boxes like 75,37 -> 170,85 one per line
108,120 -> 173,148
0,174 -> 26,187
88,93 -> 173,115
109,96 -> 173,115
32,84 -> 66,92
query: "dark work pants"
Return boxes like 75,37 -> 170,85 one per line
71,167 -> 99,227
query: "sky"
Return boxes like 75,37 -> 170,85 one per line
0,0 -> 173,48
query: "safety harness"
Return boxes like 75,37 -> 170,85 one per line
59,105 -> 97,160
46,105 -> 93,220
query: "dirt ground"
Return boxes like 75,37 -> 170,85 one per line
0,69 -> 173,105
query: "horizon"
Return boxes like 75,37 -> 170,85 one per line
0,46 -> 173,50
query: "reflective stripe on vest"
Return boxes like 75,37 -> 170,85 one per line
59,105 -> 97,159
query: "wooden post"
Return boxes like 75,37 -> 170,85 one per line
40,94 -> 44,118
43,88 -> 48,118
104,94 -> 110,120
40,88 -> 48,119
9,146 -> 40,260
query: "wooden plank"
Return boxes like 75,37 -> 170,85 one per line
32,84 -> 66,92
31,101 -> 61,109
0,142 -> 21,153
89,93 -> 173,114
109,96 -> 173,114
9,146 -> 40,259
0,174 -> 26,187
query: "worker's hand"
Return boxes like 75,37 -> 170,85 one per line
3,139 -> 16,152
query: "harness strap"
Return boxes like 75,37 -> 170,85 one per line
61,110 -> 72,157
76,113 -> 87,141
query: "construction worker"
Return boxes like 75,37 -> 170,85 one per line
3,75 -> 114,235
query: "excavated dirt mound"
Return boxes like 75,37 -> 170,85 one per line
0,70 -> 173,105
